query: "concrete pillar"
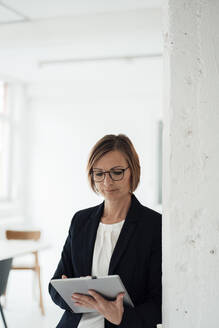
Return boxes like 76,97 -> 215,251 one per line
163,0 -> 219,327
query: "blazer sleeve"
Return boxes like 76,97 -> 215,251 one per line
117,214 -> 162,328
48,215 -> 76,311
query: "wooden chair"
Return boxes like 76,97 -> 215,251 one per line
5,230 -> 45,315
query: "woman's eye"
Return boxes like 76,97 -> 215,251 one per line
95,172 -> 104,177
111,170 -> 122,175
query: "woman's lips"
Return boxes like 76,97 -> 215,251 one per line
104,189 -> 117,192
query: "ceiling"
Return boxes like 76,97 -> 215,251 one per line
0,0 -> 163,24
0,1 -> 163,83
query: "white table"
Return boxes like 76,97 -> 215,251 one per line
0,240 -> 49,261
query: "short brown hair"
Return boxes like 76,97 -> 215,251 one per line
87,134 -> 140,193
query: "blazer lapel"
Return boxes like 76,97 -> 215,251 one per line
108,194 -> 140,275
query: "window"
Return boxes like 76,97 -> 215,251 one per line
0,81 -> 26,222
0,81 -> 12,201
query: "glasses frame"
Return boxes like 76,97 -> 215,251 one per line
91,166 -> 129,182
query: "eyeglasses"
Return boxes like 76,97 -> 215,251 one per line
91,167 -> 129,182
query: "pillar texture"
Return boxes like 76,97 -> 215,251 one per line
163,0 -> 219,327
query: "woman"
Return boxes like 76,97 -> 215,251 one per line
49,134 -> 162,328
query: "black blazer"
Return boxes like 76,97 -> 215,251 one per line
49,194 -> 162,328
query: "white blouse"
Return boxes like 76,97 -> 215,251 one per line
77,219 -> 125,328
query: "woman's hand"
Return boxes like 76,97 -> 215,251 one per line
71,290 -> 124,325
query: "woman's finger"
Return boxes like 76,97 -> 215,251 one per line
88,290 -> 104,303
72,295 -> 96,309
74,302 -> 84,306
62,275 -> 68,279
116,293 -> 125,301
115,293 -> 125,306
72,294 -> 95,306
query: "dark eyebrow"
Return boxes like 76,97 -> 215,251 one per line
93,166 -> 124,170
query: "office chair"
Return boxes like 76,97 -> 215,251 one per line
5,230 -> 45,315
0,258 -> 12,328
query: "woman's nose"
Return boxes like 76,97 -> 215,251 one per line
103,172 -> 113,185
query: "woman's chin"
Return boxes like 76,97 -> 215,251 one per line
102,190 -> 130,201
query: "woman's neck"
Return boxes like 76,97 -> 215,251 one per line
101,194 -> 132,224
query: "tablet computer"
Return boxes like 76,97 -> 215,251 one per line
50,274 -> 134,313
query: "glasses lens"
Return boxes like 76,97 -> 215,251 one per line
110,169 -> 124,181
92,171 -> 104,182
92,169 -> 125,181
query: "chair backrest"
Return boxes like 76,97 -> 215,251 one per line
6,230 -> 41,241
0,258 -> 12,296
